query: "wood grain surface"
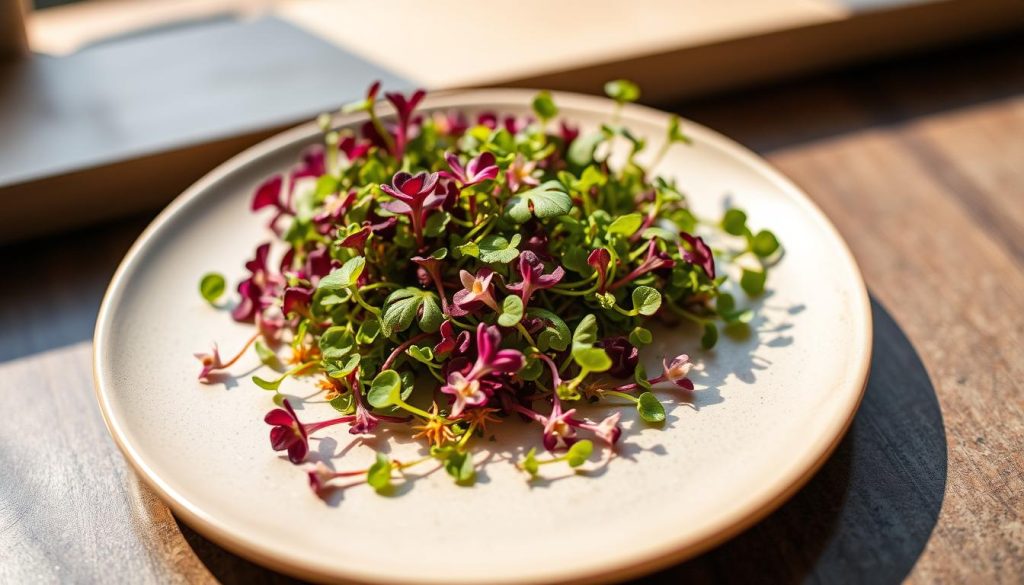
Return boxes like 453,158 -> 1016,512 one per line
1,35 -> 1022,584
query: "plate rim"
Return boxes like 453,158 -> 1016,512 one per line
93,88 -> 872,584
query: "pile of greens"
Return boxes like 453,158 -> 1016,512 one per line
196,81 -> 780,496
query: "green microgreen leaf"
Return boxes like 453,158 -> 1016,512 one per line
367,453 -> 392,492
629,326 -> 653,346
424,211 -> 451,238
381,288 -> 442,336
522,447 -> 540,477
329,393 -> 355,414
717,292 -> 736,314
254,339 -> 280,368
572,314 -> 599,348
641,226 -> 677,242
573,347 -> 612,372
667,115 -> 692,145
252,376 -> 280,391
722,209 -> 749,236
505,181 -> 573,223
518,355 -> 544,381
477,233 -> 522,264
607,213 -> 644,237
637,392 -> 666,423
356,319 -> 381,344
634,363 -> 652,390
407,344 -> 434,365
752,229 -> 780,257
325,353 -> 360,379
318,257 -> 365,292
199,273 -> 226,305
444,450 -> 476,484
701,323 -> 719,349
498,295 -> 525,327
604,79 -> 641,104
631,286 -> 662,316
532,91 -> 559,122
577,165 -> 607,191
566,440 -> 594,467
367,369 -> 402,409
567,132 -> 605,168
740,268 -> 767,296
528,308 -> 571,352
319,326 -> 355,360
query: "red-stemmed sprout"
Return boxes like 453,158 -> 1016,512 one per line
506,251 -> 565,306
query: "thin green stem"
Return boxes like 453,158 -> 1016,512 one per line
352,290 -> 381,317
601,389 -> 639,403
515,323 -> 538,348
359,281 -> 402,293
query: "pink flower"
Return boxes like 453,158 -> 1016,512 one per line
467,323 -> 525,379
608,240 -> 676,291
432,110 -> 469,136
282,286 -> 314,317
313,190 -> 356,233
338,136 -> 370,162
290,147 -> 327,187
541,402 -> 578,451
444,152 -> 498,187
251,175 -> 292,233
265,399 -> 354,464
506,251 -> 565,305
434,320 -> 470,356
337,226 -> 371,251
679,232 -> 716,279
572,411 -> 622,446
194,344 -> 223,382
661,354 -> 695,390
384,89 -> 426,158
440,371 -> 487,417
452,269 -> 500,314
440,324 -> 525,417
306,461 -> 336,496
380,171 -> 445,248
232,243 -> 279,322
506,154 -> 539,193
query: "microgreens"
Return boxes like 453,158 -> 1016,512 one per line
195,82 -> 780,496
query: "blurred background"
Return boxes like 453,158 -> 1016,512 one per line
2,0 -> 1023,242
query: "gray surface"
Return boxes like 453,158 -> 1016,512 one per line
0,15 -> 407,186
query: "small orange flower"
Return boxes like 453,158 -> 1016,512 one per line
288,343 -> 319,365
411,403 -> 455,448
317,376 -> 341,400
461,407 -> 502,435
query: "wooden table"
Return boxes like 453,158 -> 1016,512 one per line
2,35 -> 1021,583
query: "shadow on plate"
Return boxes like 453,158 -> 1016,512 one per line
172,295 -> 945,583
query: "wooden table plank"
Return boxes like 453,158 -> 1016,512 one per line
1,34 -> 1022,584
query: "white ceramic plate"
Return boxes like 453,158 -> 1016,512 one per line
94,90 -> 871,584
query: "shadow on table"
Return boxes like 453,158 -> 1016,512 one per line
173,295 -> 946,584
642,296 -> 947,583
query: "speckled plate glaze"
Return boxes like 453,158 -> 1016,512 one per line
93,89 -> 871,584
